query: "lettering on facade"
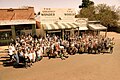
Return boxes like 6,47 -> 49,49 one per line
40,8 -> 76,23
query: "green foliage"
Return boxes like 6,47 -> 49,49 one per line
95,4 -> 119,27
77,4 -> 119,29
82,0 -> 89,7
117,6 -> 120,19
79,0 -> 94,8
78,6 -> 96,21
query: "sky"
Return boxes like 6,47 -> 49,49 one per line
0,0 -> 119,13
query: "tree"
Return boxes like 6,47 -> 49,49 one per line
79,0 -> 94,8
77,6 -> 96,21
77,3 -> 119,30
95,4 -> 119,28
116,6 -> 120,19
78,0 -> 95,20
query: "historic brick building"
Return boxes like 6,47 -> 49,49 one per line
0,7 -> 36,40
0,7 -> 34,20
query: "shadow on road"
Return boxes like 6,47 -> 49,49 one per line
0,56 -> 26,68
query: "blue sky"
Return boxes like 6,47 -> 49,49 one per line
0,0 -> 119,13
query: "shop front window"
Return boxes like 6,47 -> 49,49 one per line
0,31 -> 12,40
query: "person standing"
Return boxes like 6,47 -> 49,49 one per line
109,37 -> 115,53
8,44 -> 14,60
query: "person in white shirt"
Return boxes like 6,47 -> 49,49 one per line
28,50 -> 33,65
11,44 -> 15,52
36,47 -> 43,61
8,46 -> 13,60
32,50 -> 36,62
24,50 -> 30,67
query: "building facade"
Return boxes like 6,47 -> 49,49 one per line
37,8 -> 107,39
39,8 -> 89,39
0,7 -> 36,40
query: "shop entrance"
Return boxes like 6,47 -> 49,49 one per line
47,30 -> 62,38
64,31 -> 70,40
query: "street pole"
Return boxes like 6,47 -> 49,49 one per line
105,27 -> 108,37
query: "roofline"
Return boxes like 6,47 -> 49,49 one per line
0,7 -> 34,10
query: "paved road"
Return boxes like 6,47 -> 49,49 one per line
0,32 -> 120,80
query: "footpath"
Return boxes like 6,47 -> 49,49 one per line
0,46 -> 8,52
0,46 -> 8,65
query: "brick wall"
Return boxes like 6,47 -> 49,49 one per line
0,7 -> 35,20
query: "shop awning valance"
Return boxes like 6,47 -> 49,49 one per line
78,24 -> 88,30
88,24 -> 107,30
79,26 -> 88,30
0,20 -> 36,26
42,23 -> 79,30
0,29 -> 11,32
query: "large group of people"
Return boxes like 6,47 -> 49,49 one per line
8,32 -> 115,68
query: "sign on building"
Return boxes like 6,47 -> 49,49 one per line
40,8 -> 76,23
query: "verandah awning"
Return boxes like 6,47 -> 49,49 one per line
0,20 -> 36,26
78,24 -> 88,30
0,29 -> 11,32
88,24 -> 107,30
42,23 -> 79,30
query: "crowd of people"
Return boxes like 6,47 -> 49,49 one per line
8,32 -> 115,67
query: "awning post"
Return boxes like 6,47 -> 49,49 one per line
78,27 -> 79,37
11,25 -> 16,40
32,24 -> 36,36
62,29 -> 64,40
105,28 -> 107,37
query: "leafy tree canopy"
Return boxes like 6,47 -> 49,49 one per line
79,0 -> 94,8
95,4 -> 119,27
77,3 -> 119,28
